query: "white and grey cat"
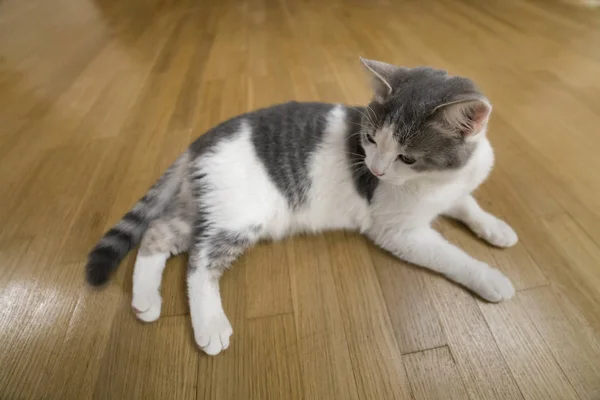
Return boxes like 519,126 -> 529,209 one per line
86,58 -> 518,356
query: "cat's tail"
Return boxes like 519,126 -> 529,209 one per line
85,152 -> 190,286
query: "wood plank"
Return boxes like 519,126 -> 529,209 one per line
157,255 -> 189,317
0,238 -> 32,289
479,293 -> 580,400
326,232 -> 412,400
371,244 -> 446,354
520,286 -> 600,400
404,346 -> 470,400
0,261 -> 115,400
479,178 -> 600,332
287,235 -> 360,400
431,277 -> 524,400
245,241 -> 294,318
44,280 -> 125,399
94,313 -> 197,399
542,213 -> 600,295
244,314 -> 304,399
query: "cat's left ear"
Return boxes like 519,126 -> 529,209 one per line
360,57 -> 399,102
433,97 -> 492,137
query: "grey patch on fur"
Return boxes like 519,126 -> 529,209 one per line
248,102 -> 334,209
190,102 -> 334,210
188,117 -> 245,158
138,216 -> 192,257
363,66 -> 484,171
345,106 -> 380,202
139,175 -> 195,257
188,224 -> 261,275
205,227 -> 261,271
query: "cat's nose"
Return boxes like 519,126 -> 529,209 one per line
370,167 -> 384,177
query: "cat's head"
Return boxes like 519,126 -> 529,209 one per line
358,58 -> 492,185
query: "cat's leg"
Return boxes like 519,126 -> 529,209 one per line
188,228 -> 258,355
370,227 -> 515,302
132,217 -> 191,322
444,194 -> 518,248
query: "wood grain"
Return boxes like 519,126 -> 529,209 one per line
326,232 -> 412,400
287,235 -> 360,400
245,241 -> 294,319
479,294 -> 580,400
2,0 -> 600,398
244,314 -> 304,399
371,244 -> 446,354
404,346 -> 470,400
94,313 -> 198,399
520,286 -> 600,399
430,278 -> 524,400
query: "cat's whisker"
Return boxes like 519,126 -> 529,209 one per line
346,130 -> 369,140
346,121 -> 373,132
347,106 -> 376,127
365,105 -> 377,121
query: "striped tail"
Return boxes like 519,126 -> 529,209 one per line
85,152 -> 189,286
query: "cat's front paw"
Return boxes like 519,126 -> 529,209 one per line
472,217 -> 518,248
193,311 -> 233,356
471,266 -> 515,302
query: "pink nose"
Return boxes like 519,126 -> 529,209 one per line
371,167 -> 384,177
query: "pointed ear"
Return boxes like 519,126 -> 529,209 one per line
360,57 -> 397,102
433,98 -> 492,137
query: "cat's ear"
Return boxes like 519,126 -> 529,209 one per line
433,97 -> 492,137
360,57 -> 397,102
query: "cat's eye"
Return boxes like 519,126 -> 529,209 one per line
398,154 -> 416,165
366,134 -> 376,145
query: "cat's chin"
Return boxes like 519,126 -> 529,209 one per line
379,175 -> 411,186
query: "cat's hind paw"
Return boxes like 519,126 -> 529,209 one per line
194,311 -> 233,356
132,291 -> 162,323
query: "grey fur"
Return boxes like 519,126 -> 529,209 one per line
346,106 -> 380,202
203,227 -> 261,273
248,102 -> 333,209
361,65 -> 485,171
86,60 -> 488,285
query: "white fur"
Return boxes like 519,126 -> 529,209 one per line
188,259 -> 232,356
193,122 -> 290,239
294,105 -> 372,233
132,252 -> 169,322
138,106 -> 517,355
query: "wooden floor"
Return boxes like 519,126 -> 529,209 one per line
1,0 -> 600,398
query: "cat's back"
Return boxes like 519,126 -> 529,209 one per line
189,101 -> 334,156
186,101 -> 368,238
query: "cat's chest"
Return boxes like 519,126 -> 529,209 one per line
369,178 -> 468,228
382,180 -> 465,209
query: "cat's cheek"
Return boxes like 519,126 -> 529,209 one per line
363,147 -> 375,167
387,164 -> 415,185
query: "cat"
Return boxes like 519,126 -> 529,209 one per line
86,58 -> 518,356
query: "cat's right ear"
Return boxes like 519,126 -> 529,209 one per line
433,97 -> 492,137
360,57 -> 396,102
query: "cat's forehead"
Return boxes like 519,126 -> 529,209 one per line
387,69 -> 479,115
